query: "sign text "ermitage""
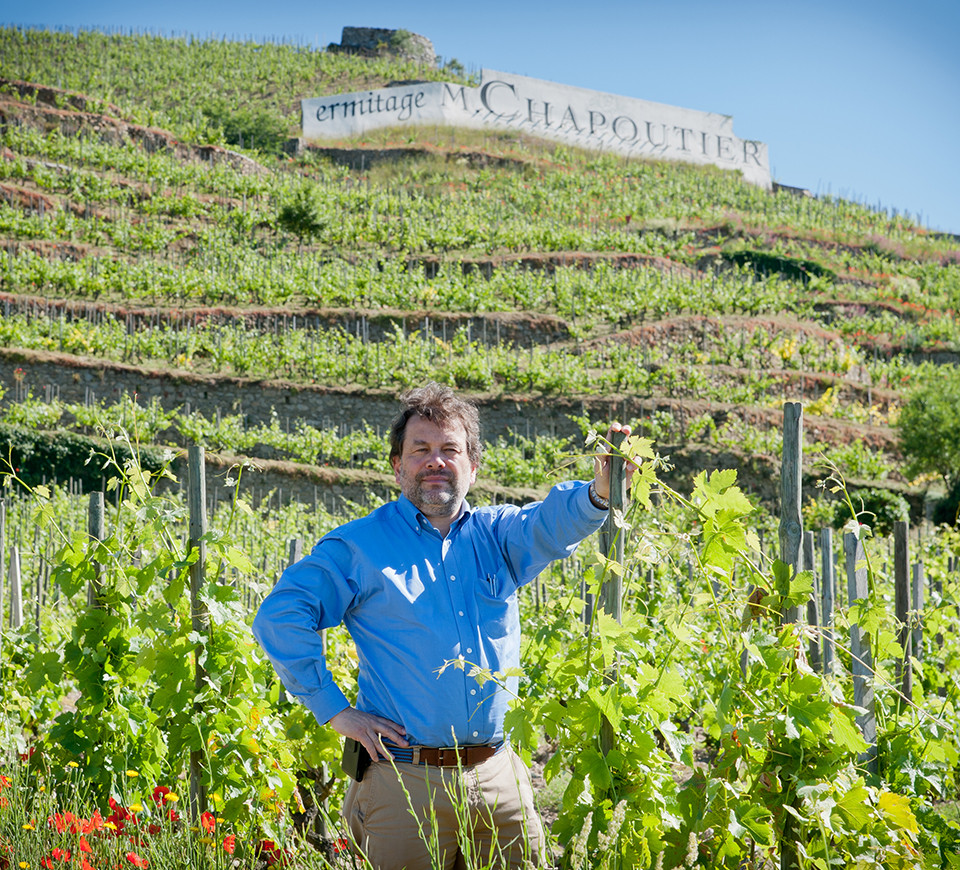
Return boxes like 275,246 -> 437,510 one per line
302,70 -> 771,187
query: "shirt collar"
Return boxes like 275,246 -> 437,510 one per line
396,494 -> 473,535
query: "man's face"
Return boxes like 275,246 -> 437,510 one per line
391,414 -> 478,521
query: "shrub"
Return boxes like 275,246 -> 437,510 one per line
0,424 -> 165,491
898,366 -> 960,491
277,184 -> 326,250
721,249 -> 835,283
933,481 -> 960,526
199,97 -> 291,154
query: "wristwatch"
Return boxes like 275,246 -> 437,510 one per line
588,481 -> 610,510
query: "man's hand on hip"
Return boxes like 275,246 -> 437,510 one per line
329,707 -> 409,762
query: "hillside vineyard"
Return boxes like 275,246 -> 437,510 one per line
0,26 -> 958,870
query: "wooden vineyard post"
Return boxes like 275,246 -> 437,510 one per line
934,568 -> 945,698
188,445 -> 209,819
598,429 -> 626,758
581,579 -> 594,629
911,560 -> 924,664
893,521 -> 912,701
845,532 -> 878,776
803,531 -> 821,672
86,492 -> 105,610
779,403 -> 803,625
778,402 -> 803,870
8,545 -> 23,630
598,429 -> 627,622
820,528 -> 836,674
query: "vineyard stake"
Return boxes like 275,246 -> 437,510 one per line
893,520 -> 913,701
598,428 -> 626,621
803,530 -> 821,672
820,528 -> 835,674
844,531 -> 878,777
8,544 -> 23,629
598,427 -> 626,758
911,561 -> 924,667
934,571 -> 945,698
86,492 -> 105,610
779,402 -> 803,870
581,579 -> 594,628
188,444 -> 209,819
778,402 -> 802,625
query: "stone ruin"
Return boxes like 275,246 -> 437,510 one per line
328,26 -> 436,66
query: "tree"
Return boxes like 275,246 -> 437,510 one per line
897,365 -> 960,493
277,184 -> 326,252
199,97 -> 290,155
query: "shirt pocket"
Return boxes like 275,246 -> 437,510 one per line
475,566 -> 517,641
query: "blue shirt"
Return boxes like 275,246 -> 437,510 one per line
252,480 -> 606,746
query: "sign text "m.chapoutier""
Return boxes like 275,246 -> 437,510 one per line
302,69 -> 770,187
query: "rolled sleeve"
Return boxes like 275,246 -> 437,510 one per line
492,480 -> 607,585
252,542 -> 357,725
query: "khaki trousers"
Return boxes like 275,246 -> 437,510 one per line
342,746 -> 546,870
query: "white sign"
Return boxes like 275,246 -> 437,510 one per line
302,69 -> 770,188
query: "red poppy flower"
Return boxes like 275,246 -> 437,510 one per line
151,786 -> 171,805
222,834 -> 236,854
50,813 -> 69,834
200,811 -> 216,833
125,851 -> 149,868
258,839 -> 290,867
83,811 -> 105,834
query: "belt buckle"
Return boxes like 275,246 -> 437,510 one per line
412,747 -> 421,765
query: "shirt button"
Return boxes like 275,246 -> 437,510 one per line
470,689 -> 477,695
472,731 -> 479,738
450,575 -> 456,581
466,648 -> 473,654
458,611 -> 464,617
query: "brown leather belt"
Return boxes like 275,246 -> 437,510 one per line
391,743 -> 502,767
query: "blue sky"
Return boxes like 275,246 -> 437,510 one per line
6,0 -> 960,234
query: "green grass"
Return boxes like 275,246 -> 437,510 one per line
0,26 -> 473,153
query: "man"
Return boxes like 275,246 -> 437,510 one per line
252,383 -> 632,869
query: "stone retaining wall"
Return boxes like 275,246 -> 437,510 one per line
0,348 -> 598,440
2,349 -> 924,516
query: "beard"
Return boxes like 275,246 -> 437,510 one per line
405,470 -> 465,516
